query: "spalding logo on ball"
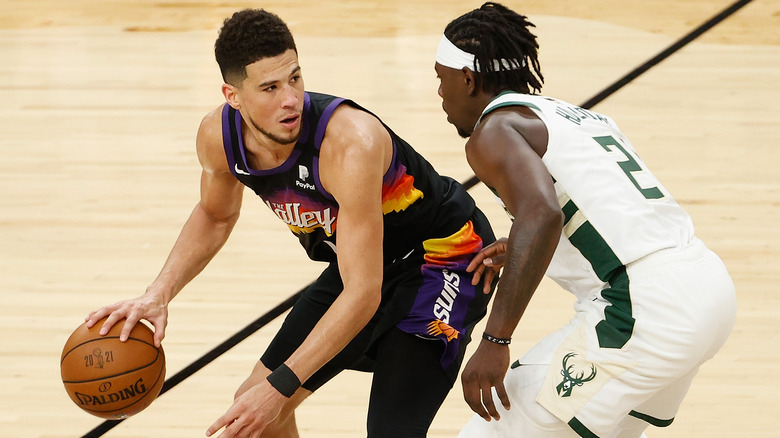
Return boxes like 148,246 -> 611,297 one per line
60,318 -> 166,419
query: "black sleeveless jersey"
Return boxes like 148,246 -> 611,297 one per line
221,91 -> 476,263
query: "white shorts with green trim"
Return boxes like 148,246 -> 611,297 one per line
459,238 -> 736,438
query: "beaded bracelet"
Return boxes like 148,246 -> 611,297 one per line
266,364 -> 301,398
482,332 -> 511,345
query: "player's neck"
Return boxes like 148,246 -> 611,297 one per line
243,125 -> 297,171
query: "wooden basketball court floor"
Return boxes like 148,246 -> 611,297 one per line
2,0 -> 778,436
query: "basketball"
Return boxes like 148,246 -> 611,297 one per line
60,318 -> 166,419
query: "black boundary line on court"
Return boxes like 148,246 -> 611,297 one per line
81,1 -> 752,436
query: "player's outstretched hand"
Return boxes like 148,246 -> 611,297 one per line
85,291 -> 168,347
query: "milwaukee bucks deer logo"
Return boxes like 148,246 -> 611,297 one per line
556,352 -> 597,397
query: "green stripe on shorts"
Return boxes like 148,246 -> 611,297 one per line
629,410 -> 675,427
568,417 -> 600,438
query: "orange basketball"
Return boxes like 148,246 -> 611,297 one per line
60,318 -> 166,419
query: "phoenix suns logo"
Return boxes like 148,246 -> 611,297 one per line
556,352 -> 597,397
427,319 -> 458,341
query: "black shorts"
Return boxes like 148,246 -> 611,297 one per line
260,208 -> 496,435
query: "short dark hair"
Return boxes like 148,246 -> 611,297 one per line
214,9 -> 298,86
444,2 -> 543,94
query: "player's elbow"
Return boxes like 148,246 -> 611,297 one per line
358,283 -> 382,322
365,284 -> 382,313
534,198 -> 564,234
197,201 -> 241,228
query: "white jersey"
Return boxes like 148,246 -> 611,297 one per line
477,92 -> 695,299
463,93 -> 735,438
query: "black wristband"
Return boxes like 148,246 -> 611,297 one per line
266,364 -> 301,398
482,332 -> 511,345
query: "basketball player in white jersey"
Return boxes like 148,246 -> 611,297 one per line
434,3 -> 737,437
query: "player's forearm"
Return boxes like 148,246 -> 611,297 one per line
483,207 -> 561,339
286,280 -> 381,384
148,202 -> 238,303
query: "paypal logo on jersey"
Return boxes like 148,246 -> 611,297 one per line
296,165 -> 316,191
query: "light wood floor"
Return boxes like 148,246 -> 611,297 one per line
2,1 -> 778,437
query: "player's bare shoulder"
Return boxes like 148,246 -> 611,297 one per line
472,105 -> 548,158
319,104 -> 391,195
328,104 -> 386,143
196,104 -> 230,174
322,104 -> 391,163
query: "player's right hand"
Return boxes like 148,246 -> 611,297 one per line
460,339 -> 511,421
85,291 -> 168,347
467,237 -> 507,294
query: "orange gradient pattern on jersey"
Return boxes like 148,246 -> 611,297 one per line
422,221 -> 482,265
381,172 -> 424,214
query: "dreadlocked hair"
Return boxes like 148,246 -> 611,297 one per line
215,9 -> 297,86
444,2 -> 543,94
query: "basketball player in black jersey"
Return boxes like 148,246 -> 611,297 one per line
85,8 -> 497,438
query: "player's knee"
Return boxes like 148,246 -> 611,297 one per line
258,407 -> 298,438
234,374 -> 264,400
235,360 -> 273,400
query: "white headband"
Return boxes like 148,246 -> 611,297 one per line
435,34 -> 524,72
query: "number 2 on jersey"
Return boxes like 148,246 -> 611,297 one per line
593,135 -> 664,200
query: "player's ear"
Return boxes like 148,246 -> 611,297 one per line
461,67 -> 479,96
222,83 -> 240,110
